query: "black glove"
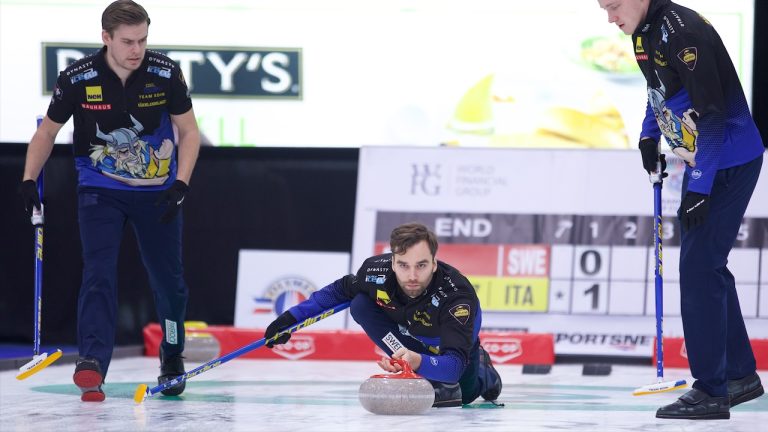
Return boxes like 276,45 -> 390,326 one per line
264,311 -> 298,348
638,138 -> 668,178
679,192 -> 709,231
19,179 -> 41,216
155,180 -> 189,224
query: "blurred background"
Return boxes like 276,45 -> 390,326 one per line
1,0 -> 766,362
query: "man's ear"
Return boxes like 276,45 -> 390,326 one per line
101,30 -> 110,45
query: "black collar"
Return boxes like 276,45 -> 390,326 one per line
635,0 -> 671,35
94,45 -> 149,85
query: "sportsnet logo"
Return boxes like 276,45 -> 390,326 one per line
272,335 -> 316,360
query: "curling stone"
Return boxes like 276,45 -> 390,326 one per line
183,321 -> 221,363
359,358 -> 435,415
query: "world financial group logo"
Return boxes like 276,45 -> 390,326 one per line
410,163 -> 442,196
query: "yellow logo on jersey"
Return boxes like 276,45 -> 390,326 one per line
85,86 -> 103,102
635,36 -> 644,53
376,289 -> 391,304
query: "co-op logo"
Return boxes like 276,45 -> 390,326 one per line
272,334 -> 316,360
482,337 -> 522,363
42,43 -> 302,99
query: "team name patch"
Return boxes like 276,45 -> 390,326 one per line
449,304 -> 471,325
382,332 -> 404,353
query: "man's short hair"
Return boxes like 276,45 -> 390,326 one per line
389,222 -> 438,258
102,0 -> 150,36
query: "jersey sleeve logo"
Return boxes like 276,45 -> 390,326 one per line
676,47 -> 697,71
449,303 -> 471,325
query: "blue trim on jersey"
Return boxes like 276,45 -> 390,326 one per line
417,304 -> 482,383
641,100 -> 661,140
288,279 -> 348,321
77,113 -> 177,190
687,111 -> 723,194
417,350 -> 464,383
642,87 -> 763,195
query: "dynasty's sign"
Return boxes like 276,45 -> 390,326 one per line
42,43 -> 302,99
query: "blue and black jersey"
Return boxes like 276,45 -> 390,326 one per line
634,0 -> 763,194
47,47 -> 193,190
287,253 -> 482,382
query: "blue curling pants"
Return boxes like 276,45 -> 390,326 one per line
77,187 -> 188,377
679,155 -> 762,397
349,294 -> 484,404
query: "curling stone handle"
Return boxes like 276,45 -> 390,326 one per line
389,358 -> 420,378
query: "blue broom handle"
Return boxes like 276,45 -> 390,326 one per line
32,116 -> 44,356
654,181 -> 664,380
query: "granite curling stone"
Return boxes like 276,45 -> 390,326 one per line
358,358 -> 435,415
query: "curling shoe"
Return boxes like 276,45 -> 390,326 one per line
73,358 -> 105,402
478,345 -> 502,401
728,373 -> 764,407
158,348 -> 186,396
656,388 -> 730,420
429,380 -> 462,407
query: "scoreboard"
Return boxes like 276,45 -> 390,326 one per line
373,212 -> 767,318
353,147 -> 768,357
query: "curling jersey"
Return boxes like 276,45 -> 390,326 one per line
47,46 -> 193,191
288,253 -> 482,382
634,0 -> 763,194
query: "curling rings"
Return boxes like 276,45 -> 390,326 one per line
183,321 -> 221,363
358,358 -> 435,415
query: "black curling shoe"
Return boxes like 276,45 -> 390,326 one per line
656,388 -> 730,420
478,345 -> 502,401
728,373 -> 764,407
429,381 -> 462,407
158,348 -> 186,396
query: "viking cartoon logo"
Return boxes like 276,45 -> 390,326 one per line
647,72 -> 698,166
89,115 -> 173,185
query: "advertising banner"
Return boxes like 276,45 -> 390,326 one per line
352,146 -> 768,356
235,250 -> 350,329
0,0 -> 755,147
